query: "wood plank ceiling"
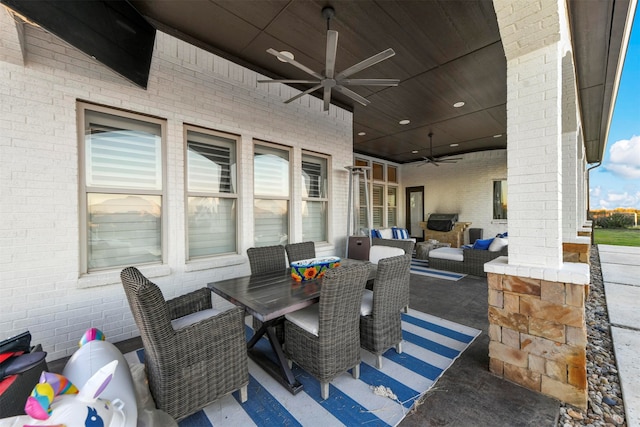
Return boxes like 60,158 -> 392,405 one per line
124,0 -> 631,164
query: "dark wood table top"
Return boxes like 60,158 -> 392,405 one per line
208,258 -> 374,322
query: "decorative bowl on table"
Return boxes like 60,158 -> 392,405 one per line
290,256 -> 341,281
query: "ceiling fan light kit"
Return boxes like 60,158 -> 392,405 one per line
258,6 -> 399,111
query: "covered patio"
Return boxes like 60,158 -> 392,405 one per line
0,0 -> 636,424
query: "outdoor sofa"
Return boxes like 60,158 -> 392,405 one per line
428,236 -> 508,277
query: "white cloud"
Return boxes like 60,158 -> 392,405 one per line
590,186 -> 601,197
606,135 -> 640,179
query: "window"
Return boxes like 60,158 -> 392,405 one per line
186,127 -> 238,259
388,166 -> 397,183
254,143 -> 290,246
372,184 -> 384,228
79,104 -> 164,272
387,186 -> 398,226
372,162 -> 384,181
302,153 -> 329,242
493,180 -> 508,220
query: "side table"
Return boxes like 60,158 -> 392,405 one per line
415,241 -> 451,260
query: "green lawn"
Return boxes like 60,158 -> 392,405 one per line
593,228 -> 640,246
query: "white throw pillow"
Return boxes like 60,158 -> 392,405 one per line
488,237 -> 508,252
171,308 -> 221,329
379,228 -> 394,239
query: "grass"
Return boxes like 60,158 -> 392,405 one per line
593,228 -> 640,246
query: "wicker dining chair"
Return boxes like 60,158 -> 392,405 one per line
247,245 -> 288,341
285,241 -> 316,263
120,267 -> 249,421
284,263 -> 370,400
247,245 -> 287,274
360,254 -> 411,369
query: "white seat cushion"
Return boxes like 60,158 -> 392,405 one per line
171,308 -> 221,329
360,289 -> 373,316
285,305 -> 320,336
428,247 -> 464,261
369,245 -> 404,264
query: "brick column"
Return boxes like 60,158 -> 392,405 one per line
490,0 -> 589,409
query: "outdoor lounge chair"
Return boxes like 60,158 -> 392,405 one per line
283,263 -> 369,399
120,267 -> 249,421
360,254 -> 411,369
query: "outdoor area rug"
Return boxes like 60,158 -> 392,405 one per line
124,308 -> 480,427
410,258 -> 466,281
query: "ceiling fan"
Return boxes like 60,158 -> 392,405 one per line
418,132 -> 462,166
257,6 -> 400,111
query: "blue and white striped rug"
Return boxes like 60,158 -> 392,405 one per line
126,309 -> 480,427
410,258 -> 466,281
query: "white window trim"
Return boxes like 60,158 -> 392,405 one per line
77,102 -> 167,276
184,124 -> 240,261
302,150 -> 331,244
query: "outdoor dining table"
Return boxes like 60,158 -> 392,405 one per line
207,257 -> 375,394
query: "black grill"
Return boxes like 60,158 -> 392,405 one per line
426,213 -> 458,232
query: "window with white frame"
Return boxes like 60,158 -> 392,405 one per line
493,180 -> 508,220
79,104 -> 164,272
387,186 -> 398,226
301,153 -> 329,243
254,143 -> 290,246
186,127 -> 238,259
372,184 -> 384,228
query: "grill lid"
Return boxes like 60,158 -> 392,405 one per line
426,213 -> 458,232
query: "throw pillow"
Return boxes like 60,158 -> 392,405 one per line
472,238 -> 494,250
392,227 -> 409,239
488,237 -> 508,252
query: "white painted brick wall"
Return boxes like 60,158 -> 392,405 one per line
0,22 -> 352,359
401,151 -> 508,241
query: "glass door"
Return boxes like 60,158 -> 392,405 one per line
405,186 -> 424,240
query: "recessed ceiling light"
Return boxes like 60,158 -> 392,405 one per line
450,143 -> 459,147
453,101 -> 465,108
277,51 -> 294,62
399,119 -> 410,125
358,131 -> 366,136
412,150 -> 419,154
493,134 -> 502,138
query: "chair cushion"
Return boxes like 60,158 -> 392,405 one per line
428,247 -> 464,261
285,305 -> 320,336
488,237 -> 508,252
171,308 -> 221,329
360,289 -> 373,316
369,245 -> 404,264
472,238 -> 494,250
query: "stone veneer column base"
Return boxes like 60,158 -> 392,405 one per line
487,270 -> 589,409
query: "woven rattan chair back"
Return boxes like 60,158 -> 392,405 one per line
247,245 -> 287,274
284,263 -> 370,399
285,241 -> 316,263
360,254 -> 411,368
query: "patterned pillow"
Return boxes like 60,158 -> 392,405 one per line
392,227 -> 409,239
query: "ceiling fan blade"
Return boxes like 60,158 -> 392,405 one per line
266,48 -> 323,80
258,79 -> 321,84
339,78 -> 400,86
325,30 -> 338,79
284,84 -> 323,104
335,48 -> 396,79
323,86 -> 331,111
333,85 -> 370,106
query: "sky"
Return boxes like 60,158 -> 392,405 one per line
589,8 -> 640,210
